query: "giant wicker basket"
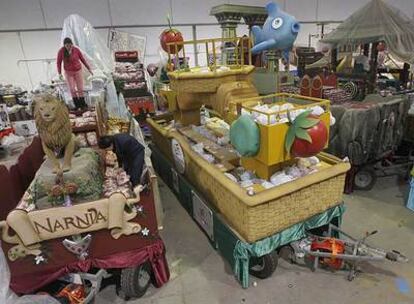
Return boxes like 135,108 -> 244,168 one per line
168,66 -> 255,94
147,118 -> 350,243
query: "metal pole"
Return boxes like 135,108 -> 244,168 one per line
181,42 -> 186,69
240,37 -> 244,66
192,25 -> 198,66
0,20 -> 343,33
107,0 -> 114,27
17,32 -> 34,89
234,37 -> 239,66
38,0 -> 48,28
205,42 -> 209,69
212,40 -> 217,70
248,38 -> 252,65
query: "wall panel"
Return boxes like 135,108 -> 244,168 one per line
0,33 -> 30,88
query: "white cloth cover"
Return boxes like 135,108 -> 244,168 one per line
61,14 -> 122,116
0,245 -> 59,304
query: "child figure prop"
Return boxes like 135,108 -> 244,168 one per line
33,94 -> 76,173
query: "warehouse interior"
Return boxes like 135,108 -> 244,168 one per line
0,0 -> 413,303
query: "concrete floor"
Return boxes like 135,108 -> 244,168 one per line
97,175 -> 414,304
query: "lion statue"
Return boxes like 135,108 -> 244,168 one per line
33,94 -> 76,173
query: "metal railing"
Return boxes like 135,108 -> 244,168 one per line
166,36 -> 253,71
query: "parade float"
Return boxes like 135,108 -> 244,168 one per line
0,14 -> 169,303
316,0 -> 413,191
148,2 -> 350,288
0,94 -> 169,302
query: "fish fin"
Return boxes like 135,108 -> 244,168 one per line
266,2 -> 279,16
251,39 -> 277,55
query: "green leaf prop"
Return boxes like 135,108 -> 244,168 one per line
296,118 -> 319,129
291,110 -> 311,123
285,125 -> 296,154
285,109 -> 320,153
296,128 -> 312,142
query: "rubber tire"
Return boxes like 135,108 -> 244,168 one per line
249,251 -> 278,279
278,245 -> 295,263
353,167 -> 377,190
119,263 -> 151,300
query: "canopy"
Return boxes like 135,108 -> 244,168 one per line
305,56 -> 330,70
320,0 -> 414,65
305,53 -> 347,70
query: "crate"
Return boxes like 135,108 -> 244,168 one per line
114,51 -> 138,62
126,96 -> 155,115
235,93 -> 331,179
122,87 -> 149,98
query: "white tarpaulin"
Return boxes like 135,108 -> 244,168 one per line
61,14 -> 113,74
0,245 -> 59,304
61,14 -> 123,116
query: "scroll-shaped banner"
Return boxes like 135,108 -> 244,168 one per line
1,191 -> 141,260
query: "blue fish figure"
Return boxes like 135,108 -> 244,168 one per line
251,2 -> 300,55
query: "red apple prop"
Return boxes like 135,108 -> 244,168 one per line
160,17 -> 184,54
285,111 -> 328,158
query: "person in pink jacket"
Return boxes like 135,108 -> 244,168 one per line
57,37 -> 93,109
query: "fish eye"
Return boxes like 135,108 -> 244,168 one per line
272,17 -> 283,29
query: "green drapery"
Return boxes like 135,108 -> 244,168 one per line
233,204 -> 345,288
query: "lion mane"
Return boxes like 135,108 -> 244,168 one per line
34,94 -> 73,151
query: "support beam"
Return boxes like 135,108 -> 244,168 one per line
368,42 -> 379,94
331,48 -> 338,72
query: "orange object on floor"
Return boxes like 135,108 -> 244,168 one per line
57,283 -> 86,304
310,238 -> 345,270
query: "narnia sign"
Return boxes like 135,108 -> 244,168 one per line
0,190 -> 142,261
